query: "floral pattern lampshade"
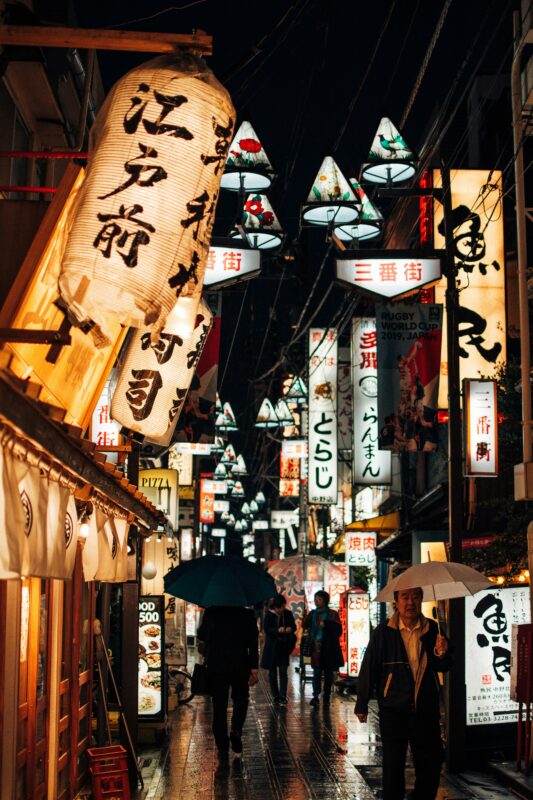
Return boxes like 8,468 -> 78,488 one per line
255,491 -> 266,504
230,194 -> 283,250
231,481 -> 245,498
361,117 -> 416,184
334,177 -> 383,242
255,397 -> 279,428
302,156 -> 359,226
275,398 -> 295,426
216,401 -> 238,431
211,435 -> 225,453
221,443 -> 237,463
285,375 -> 308,404
221,120 -> 274,191
231,454 -> 248,476
214,462 -> 228,478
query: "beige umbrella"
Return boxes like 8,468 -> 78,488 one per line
375,560 -> 493,604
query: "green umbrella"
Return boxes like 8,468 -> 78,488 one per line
163,555 -> 278,607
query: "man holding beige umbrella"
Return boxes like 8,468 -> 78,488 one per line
355,560 -> 491,800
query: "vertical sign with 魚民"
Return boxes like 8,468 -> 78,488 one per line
308,328 -> 338,504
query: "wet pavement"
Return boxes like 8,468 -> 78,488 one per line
133,661 -> 530,800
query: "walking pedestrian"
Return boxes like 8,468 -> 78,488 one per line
197,605 -> 259,758
302,590 -> 343,706
355,586 -> 452,800
260,593 -> 296,704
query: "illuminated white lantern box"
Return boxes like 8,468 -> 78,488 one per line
111,302 -> 212,441
59,52 -> 234,345
336,251 -> 442,300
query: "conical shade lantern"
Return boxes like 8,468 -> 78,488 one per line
235,519 -> 243,532
214,462 -> 228,478
227,513 -> 236,527
334,177 -> 383,242
221,121 -> 275,192
211,436 -> 225,454
275,398 -> 296,427
220,510 -> 230,522
255,397 -> 280,428
241,501 -> 251,515
231,194 -> 284,250
250,499 -> 259,513
217,401 -> 238,432
232,454 -> 248,476
216,392 -> 223,412
255,491 -> 266,505
221,443 -> 237,463
360,117 -> 416,185
241,518 -> 249,530
301,156 -> 359,226
285,375 -> 308,404
231,480 -> 245,498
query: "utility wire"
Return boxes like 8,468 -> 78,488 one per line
382,0 -> 422,108
107,1 -> 207,28
219,282 -> 250,393
333,0 -> 398,154
399,0 -> 454,128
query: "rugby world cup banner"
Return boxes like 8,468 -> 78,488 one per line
376,304 -> 443,453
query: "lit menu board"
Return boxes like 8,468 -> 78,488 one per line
138,595 -> 165,720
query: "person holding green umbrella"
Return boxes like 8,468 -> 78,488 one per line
164,556 -> 277,759
198,604 -> 259,759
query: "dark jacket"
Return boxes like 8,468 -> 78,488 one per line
260,609 -> 297,669
355,612 -> 452,717
197,606 -> 259,674
303,608 -> 344,670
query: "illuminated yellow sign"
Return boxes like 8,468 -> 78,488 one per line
433,169 -> 505,408
0,165 -> 126,430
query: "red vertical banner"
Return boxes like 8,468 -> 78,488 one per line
175,316 -> 221,444
199,478 -> 215,524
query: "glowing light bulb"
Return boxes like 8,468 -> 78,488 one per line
79,521 -> 90,539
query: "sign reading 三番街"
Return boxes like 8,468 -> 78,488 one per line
464,379 -> 498,477
433,169 -> 506,409
351,318 -> 391,484
138,595 -> 165,719
336,253 -> 441,299
465,586 -> 530,726
203,245 -> 261,287
346,591 -> 370,678
308,328 -> 338,504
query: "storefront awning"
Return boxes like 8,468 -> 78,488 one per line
333,511 -> 400,555
0,367 -> 165,530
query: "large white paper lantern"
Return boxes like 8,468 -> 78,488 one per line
59,52 -> 235,346
111,301 -> 213,441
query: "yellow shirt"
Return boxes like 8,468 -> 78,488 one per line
399,616 -> 423,681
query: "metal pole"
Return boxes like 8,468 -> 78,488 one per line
441,161 -> 466,771
511,11 -> 532,469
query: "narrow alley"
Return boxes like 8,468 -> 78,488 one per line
137,665 -> 520,800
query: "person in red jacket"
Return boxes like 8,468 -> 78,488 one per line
355,587 -> 452,800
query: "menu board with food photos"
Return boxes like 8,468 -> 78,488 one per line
138,595 -> 165,720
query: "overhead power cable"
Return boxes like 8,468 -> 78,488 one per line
333,0 -> 398,154
399,0 -> 454,128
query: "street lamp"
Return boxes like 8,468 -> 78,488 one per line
255,397 -> 280,428
284,375 -> 308,404
360,116 -> 417,185
333,177 -> 383,243
274,398 -> 296,427
301,156 -> 360,227
230,193 -> 285,250
221,120 -> 275,192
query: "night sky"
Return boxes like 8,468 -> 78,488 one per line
72,0 -> 516,485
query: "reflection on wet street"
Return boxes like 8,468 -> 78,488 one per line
148,662 -> 378,800
139,661 -> 523,800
